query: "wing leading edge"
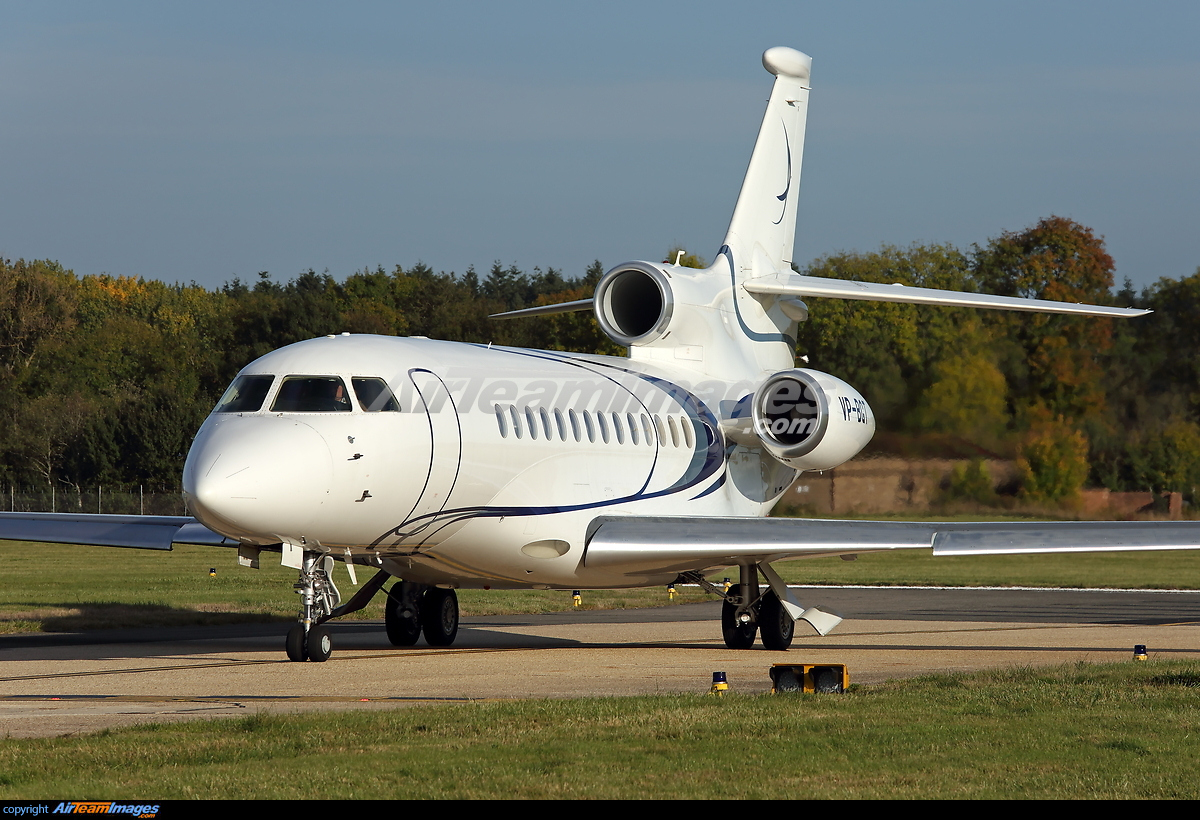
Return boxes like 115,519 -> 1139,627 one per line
0,512 -> 236,550
742,273 -> 1150,318
584,516 -> 1200,576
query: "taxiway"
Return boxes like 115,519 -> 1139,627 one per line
1,586 -> 1198,738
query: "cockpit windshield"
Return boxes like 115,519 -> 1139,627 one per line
352,377 -> 401,412
271,376 -> 353,412
214,375 -> 274,413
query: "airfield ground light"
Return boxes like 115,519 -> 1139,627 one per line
770,664 -> 849,694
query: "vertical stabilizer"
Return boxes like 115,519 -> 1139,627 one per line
721,47 -> 811,277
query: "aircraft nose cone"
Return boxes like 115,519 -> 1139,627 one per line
183,416 -> 333,542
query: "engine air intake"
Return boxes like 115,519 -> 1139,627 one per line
751,369 -> 875,472
594,262 -> 673,346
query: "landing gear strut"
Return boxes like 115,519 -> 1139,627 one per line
286,551 -> 341,662
702,561 -> 843,649
715,563 -> 796,651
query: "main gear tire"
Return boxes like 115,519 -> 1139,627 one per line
721,585 -> 757,649
421,588 -> 459,647
759,590 -> 795,651
385,584 -> 422,646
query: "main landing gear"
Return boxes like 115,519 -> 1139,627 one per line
689,561 -> 843,651
384,582 -> 460,648
721,575 -> 795,651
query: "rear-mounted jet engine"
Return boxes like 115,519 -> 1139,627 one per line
751,369 -> 875,472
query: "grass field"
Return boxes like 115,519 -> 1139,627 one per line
2,661 -> 1199,799
3,530 -> 1199,633
4,526 -> 1199,799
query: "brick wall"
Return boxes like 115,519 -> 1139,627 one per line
779,457 -> 1018,515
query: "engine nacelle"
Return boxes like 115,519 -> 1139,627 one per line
593,262 -> 674,347
751,369 -> 875,472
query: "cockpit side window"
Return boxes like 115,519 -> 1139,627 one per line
351,377 -> 401,412
271,376 -> 353,412
214,375 -> 274,413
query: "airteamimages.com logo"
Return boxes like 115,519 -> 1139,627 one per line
2,805 -> 160,818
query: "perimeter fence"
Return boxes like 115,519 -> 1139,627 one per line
4,486 -> 188,516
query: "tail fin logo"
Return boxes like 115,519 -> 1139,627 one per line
772,120 -> 791,226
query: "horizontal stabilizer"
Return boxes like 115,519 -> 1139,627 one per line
490,299 -> 594,320
743,272 -> 1150,318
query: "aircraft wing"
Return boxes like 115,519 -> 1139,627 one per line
0,512 -> 237,550
583,516 -> 1200,577
742,272 -> 1150,318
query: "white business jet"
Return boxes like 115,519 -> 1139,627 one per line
3,47 -> 1198,662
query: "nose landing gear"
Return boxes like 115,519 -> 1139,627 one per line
286,551 -> 341,662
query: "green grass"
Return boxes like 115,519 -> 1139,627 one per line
3,529 -> 1199,634
0,541 -> 712,633
3,661 -> 1200,798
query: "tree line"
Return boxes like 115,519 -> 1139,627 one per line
1,216 -> 1197,503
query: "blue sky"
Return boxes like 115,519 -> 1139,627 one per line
2,1 -> 1197,291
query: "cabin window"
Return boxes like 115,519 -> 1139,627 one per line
215,375 -> 274,413
540,407 -> 553,440
626,413 -> 639,445
509,405 -> 523,439
495,404 -> 508,438
653,415 -> 666,445
569,409 -> 582,442
351,378 -> 401,411
597,412 -> 610,444
554,408 -> 567,441
583,411 -> 596,443
682,418 -> 695,449
641,414 -> 653,445
667,416 -> 679,447
524,407 -> 538,440
612,412 -> 624,444
271,376 -> 352,412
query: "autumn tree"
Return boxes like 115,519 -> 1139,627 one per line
795,244 -> 998,436
1017,411 -> 1090,503
972,216 -> 1116,426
